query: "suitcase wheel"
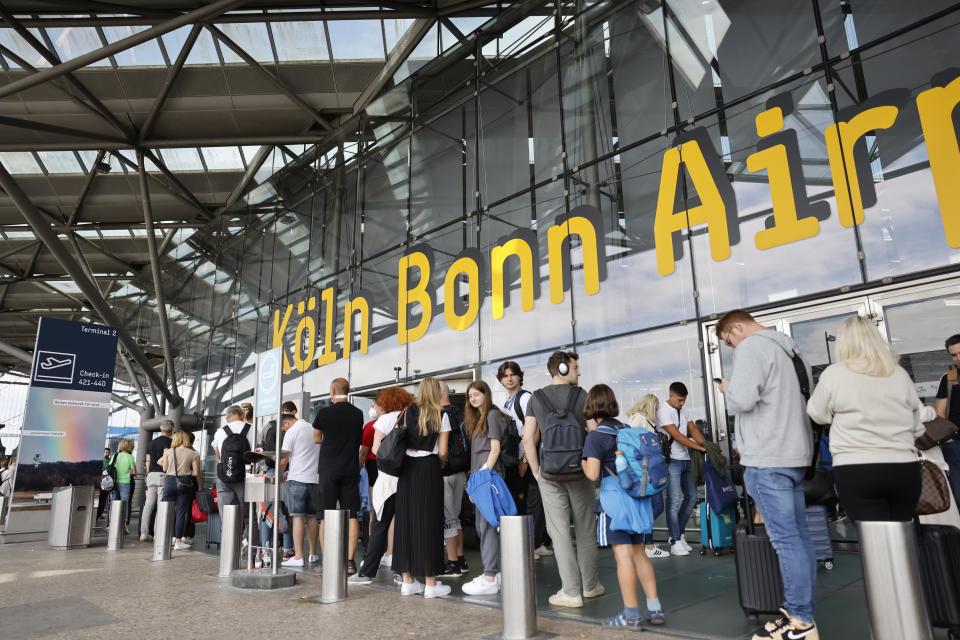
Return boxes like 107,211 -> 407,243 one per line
823,560 -> 834,570
700,547 -> 707,556
713,549 -> 721,557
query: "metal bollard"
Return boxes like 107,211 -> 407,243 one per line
320,509 -> 348,603
107,500 -> 127,550
219,504 -> 243,577
500,515 -> 538,639
858,520 -> 933,640
151,500 -> 175,561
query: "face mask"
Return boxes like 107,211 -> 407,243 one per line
368,407 -> 378,420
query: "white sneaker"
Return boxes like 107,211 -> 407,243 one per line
182,537 -> 193,545
462,574 -> 501,595
254,552 -> 263,568
679,535 -> 693,552
548,589 -> 583,608
262,552 -> 272,568
424,582 -> 451,598
534,545 -> 554,557
645,545 -> 670,559
308,554 -> 319,563
173,542 -> 191,550
583,583 -> 606,598
401,579 -> 424,596
380,554 -> 392,566
670,541 -> 690,556
282,556 -> 304,567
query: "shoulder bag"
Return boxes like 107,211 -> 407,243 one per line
172,449 -> 195,491
917,369 -> 960,450
916,452 -> 951,516
376,409 -> 408,477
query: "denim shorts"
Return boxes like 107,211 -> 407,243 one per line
285,480 -> 319,517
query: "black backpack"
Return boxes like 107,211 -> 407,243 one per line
499,418 -> 523,469
444,421 -> 469,475
536,388 -> 586,481
217,424 -> 251,482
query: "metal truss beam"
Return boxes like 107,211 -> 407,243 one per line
0,6 -> 134,139
206,24 -> 333,132
218,144 -> 273,214
140,23 -> 201,142
138,150 -> 180,401
0,0 -> 243,101
0,134 -> 323,151
0,160 -> 175,404
0,115 -> 126,146
66,150 -> 104,227
109,150 -> 211,221
354,17 -> 435,114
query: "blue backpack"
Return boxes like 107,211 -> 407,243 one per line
595,421 -> 668,498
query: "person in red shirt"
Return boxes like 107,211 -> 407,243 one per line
359,401 -> 381,488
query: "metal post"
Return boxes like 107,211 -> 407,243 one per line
247,500 -> 255,570
500,515 -> 538,640
320,509 -> 348,603
107,500 -> 126,550
151,500 -> 175,561
220,504 -> 243,577
858,521 -> 933,640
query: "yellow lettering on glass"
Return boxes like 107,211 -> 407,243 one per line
654,142 -> 731,276
342,296 -> 370,358
293,312 -> 316,373
547,216 -> 600,304
398,251 -> 432,344
824,105 -> 899,227
272,304 -> 293,374
748,107 -> 819,250
490,238 -> 535,320
917,76 -> 960,248
316,287 -> 337,366
444,257 -> 480,331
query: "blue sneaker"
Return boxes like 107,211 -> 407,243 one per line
645,609 -> 666,625
603,612 -> 644,631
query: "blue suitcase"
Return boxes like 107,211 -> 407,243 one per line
804,505 -> 834,569
700,501 -> 736,556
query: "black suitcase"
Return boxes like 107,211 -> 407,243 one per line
733,521 -> 785,623
916,524 -> 960,639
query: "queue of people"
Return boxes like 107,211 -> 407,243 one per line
115,307 -> 960,639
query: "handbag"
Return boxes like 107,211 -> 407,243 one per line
598,472 -> 653,534
376,409 -> 408,477
916,416 -> 960,451
916,453 -> 951,516
172,449 -> 195,491
804,467 -> 838,507
191,499 -> 207,523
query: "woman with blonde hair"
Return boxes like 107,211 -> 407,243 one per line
627,394 -> 668,559
159,431 -> 203,549
392,377 -> 451,597
807,315 -> 926,521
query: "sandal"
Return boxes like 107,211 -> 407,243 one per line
646,609 -> 666,625
603,612 -> 644,631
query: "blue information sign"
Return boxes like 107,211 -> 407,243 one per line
255,346 -> 283,418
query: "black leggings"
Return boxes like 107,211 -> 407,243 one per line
833,462 -> 921,522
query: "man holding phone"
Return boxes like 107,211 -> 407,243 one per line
656,382 -> 707,556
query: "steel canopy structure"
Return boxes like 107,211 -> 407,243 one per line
0,0 -> 556,419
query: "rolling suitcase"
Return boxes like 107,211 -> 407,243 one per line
804,505 -> 834,570
916,524 -> 960,639
700,501 -> 736,556
205,511 -> 222,548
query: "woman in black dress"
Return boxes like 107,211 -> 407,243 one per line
393,377 -> 451,598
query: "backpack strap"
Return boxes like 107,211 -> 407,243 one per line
948,369 -> 958,410
594,425 -> 619,437
240,423 -> 251,439
222,425 -> 234,437
564,387 -> 580,415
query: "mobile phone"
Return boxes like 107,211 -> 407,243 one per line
712,377 -> 722,384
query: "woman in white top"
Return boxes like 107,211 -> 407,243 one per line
627,395 -> 668,559
807,315 -> 926,521
392,377 -> 451,598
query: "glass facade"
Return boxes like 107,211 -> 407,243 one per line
120,0 -> 960,434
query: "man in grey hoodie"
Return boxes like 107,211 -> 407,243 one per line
717,309 -> 818,640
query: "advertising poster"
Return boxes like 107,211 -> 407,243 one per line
2,318 -> 119,528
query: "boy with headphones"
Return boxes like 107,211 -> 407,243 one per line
522,351 -> 604,608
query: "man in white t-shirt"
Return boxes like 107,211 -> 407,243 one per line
655,382 -> 707,557
278,412 -> 321,567
212,405 -> 259,548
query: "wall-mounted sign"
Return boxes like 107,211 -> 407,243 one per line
255,346 -> 283,418
267,73 -> 960,376
2,318 -> 119,529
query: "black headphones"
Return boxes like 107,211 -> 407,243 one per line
557,352 -> 569,376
